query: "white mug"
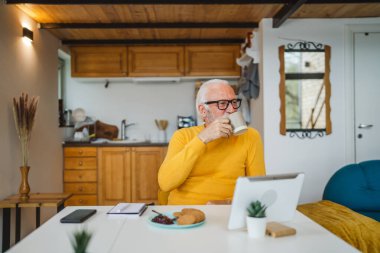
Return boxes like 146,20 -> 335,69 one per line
228,111 -> 248,136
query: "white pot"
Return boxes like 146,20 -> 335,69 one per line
246,216 -> 267,238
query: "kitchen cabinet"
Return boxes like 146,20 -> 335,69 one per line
63,145 -> 167,206
98,147 -> 131,205
70,45 -> 240,77
98,146 -> 167,205
131,147 -> 166,203
185,45 -> 241,76
128,46 -> 184,77
71,46 -> 127,77
63,147 -> 98,206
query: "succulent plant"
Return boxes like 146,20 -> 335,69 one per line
247,200 -> 267,218
70,228 -> 92,253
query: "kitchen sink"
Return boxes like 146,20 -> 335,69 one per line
108,139 -> 147,144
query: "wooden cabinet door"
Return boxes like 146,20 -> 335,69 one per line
63,147 -> 98,206
185,45 -> 241,76
98,147 -> 131,205
71,46 -> 127,77
128,46 -> 184,77
64,170 -> 97,182
64,147 -> 97,157
65,195 -> 98,206
64,157 -> 97,170
131,147 -> 166,203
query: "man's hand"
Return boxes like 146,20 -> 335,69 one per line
198,117 -> 232,144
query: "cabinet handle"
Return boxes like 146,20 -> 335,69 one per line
78,175 -> 83,179
78,161 -> 83,166
79,150 -> 83,155
79,199 -> 84,204
78,187 -> 83,192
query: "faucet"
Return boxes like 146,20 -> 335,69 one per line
120,119 -> 136,140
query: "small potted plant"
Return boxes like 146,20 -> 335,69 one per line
70,228 -> 92,253
246,200 -> 267,238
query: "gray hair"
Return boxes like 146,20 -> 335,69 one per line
195,79 -> 231,123
195,79 -> 230,110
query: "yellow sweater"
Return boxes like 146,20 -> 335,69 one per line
158,125 -> 266,205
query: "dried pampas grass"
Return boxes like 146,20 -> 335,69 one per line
12,93 -> 39,167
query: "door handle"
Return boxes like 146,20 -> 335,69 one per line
358,124 -> 373,129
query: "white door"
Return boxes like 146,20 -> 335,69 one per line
354,32 -> 380,162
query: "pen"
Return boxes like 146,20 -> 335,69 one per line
139,205 -> 148,216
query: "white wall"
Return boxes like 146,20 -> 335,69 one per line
260,18 -> 380,203
63,61 -> 239,141
64,75 -> 197,142
0,4 -> 62,246
251,26 -> 265,135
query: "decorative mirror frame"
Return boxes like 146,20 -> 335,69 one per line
279,42 -> 332,138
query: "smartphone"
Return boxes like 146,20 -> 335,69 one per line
60,209 -> 97,223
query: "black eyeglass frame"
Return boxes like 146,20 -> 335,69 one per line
204,99 -> 242,110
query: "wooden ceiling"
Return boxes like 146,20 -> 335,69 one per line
7,0 -> 380,45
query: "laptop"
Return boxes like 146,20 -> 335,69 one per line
228,173 -> 304,230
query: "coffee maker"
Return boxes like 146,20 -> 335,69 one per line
177,115 -> 196,129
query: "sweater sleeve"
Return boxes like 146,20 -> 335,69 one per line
158,129 -> 206,192
246,129 -> 266,176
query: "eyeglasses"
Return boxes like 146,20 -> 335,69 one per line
204,99 -> 242,110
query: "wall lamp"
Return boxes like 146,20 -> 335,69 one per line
22,27 -> 33,42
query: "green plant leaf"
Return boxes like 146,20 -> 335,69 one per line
70,228 -> 92,253
246,200 -> 267,218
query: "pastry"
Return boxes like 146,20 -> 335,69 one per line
177,214 -> 196,225
173,208 -> 206,225
181,208 -> 205,223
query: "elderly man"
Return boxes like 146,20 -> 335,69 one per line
158,79 -> 265,205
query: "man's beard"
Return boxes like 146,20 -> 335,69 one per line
205,108 -> 228,125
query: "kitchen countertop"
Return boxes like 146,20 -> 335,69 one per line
62,141 -> 168,147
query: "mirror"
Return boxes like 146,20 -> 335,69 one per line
279,42 -> 331,138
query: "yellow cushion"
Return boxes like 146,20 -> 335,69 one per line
298,200 -> 380,253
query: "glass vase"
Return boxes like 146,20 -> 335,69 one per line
158,130 -> 167,143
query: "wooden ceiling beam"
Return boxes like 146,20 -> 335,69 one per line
40,22 -> 258,29
270,0 -> 380,28
307,0 -> 380,3
5,0 -> 288,4
62,38 -> 244,45
6,0 -> 380,4
272,0 -> 307,28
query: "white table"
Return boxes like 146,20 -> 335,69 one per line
6,205 -> 359,253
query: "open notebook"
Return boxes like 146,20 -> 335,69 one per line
107,203 -> 147,215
